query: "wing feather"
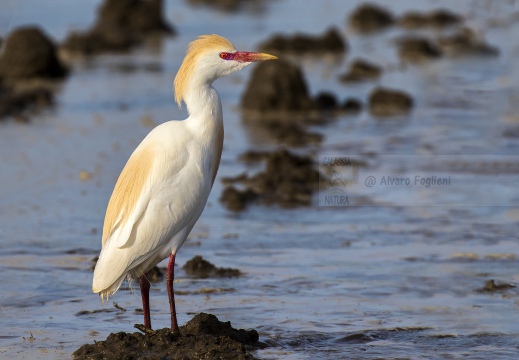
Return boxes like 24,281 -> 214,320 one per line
102,144 -> 155,248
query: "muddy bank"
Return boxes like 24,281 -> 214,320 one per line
73,312 -> 262,359
220,149 -> 321,211
61,0 -> 173,56
258,28 -> 346,55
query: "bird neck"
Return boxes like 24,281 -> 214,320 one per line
184,83 -> 222,124
183,83 -> 224,157
183,83 -> 224,186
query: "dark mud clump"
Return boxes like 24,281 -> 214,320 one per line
186,0 -> 265,12
242,58 -> 351,118
0,27 -> 66,120
183,255 -> 242,278
315,92 -> 338,111
241,59 -> 340,146
0,27 -> 67,80
436,27 -> 499,57
339,59 -> 382,82
241,58 -> 349,116
342,98 -> 363,114
479,279 -> 516,292
220,149 -> 321,210
399,9 -> 463,29
369,87 -> 413,117
0,85 -> 53,121
61,0 -> 174,56
397,37 -> 443,62
220,185 -> 259,211
348,3 -> 395,34
241,59 -> 314,113
146,265 -> 164,283
73,312 -> 261,359
258,27 -> 347,55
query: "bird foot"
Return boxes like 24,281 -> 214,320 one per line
171,326 -> 180,336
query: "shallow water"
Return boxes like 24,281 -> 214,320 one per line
1,0 -> 519,359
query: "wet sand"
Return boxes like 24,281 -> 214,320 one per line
1,0 -> 519,359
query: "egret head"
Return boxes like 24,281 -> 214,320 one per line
174,34 -> 277,108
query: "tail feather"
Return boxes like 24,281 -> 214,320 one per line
92,242 -> 134,300
92,238 -> 162,301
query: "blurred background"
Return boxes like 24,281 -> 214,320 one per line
1,0 -> 519,359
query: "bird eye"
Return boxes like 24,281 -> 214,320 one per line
219,52 -> 229,60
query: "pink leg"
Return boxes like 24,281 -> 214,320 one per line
139,273 -> 152,329
167,253 -> 180,334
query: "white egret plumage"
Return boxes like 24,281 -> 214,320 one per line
92,34 -> 277,334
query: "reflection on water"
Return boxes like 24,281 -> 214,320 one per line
1,0 -> 519,359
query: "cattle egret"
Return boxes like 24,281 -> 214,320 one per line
92,34 -> 277,334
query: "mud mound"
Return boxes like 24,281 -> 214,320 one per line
436,28 -> 499,57
146,265 -> 164,283
0,27 -> 67,80
183,256 -> 242,278
397,37 -> 443,62
187,0 -> 264,12
220,149 -> 321,210
339,59 -> 382,82
369,87 -> 413,117
258,28 -> 346,55
241,59 -> 346,146
62,0 -> 173,55
73,313 -> 261,359
315,92 -> 338,111
342,98 -> 362,113
399,9 -> 462,29
479,279 -> 516,292
0,85 -> 54,121
348,3 -> 395,33
241,58 -> 351,118
241,59 -> 314,113
95,0 -> 172,34
220,186 -> 259,211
